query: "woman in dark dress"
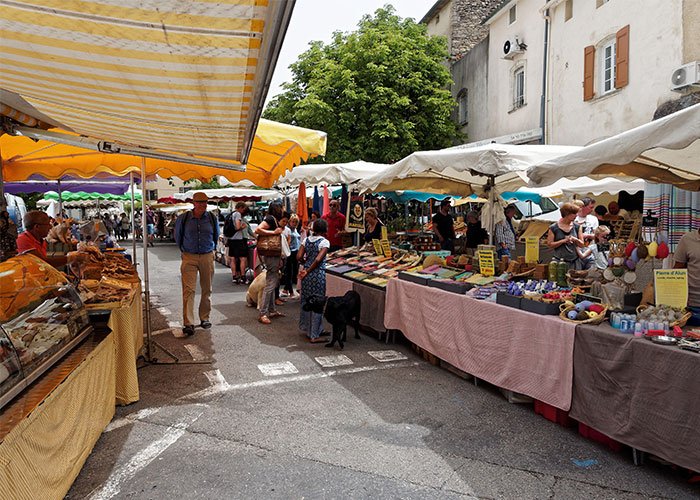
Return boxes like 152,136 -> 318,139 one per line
363,208 -> 384,244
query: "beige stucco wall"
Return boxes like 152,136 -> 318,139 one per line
485,0 -> 545,139
546,0 -> 685,145
683,0 -> 700,62
425,1 -> 453,45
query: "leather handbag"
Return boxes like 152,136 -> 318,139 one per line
256,233 -> 282,256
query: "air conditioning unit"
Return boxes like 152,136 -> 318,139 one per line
503,37 -> 525,59
671,61 -> 700,91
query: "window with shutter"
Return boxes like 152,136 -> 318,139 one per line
600,39 -> 616,95
583,45 -> 595,101
615,25 -> 629,88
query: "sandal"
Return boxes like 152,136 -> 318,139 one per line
308,337 -> 326,343
269,311 -> 285,318
275,299 -> 285,306
258,315 -> 271,324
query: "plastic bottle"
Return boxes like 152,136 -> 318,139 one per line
548,259 -> 558,282
634,322 -> 643,337
610,312 -> 619,329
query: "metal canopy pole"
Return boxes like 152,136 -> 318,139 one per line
0,144 -> 5,213
130,172 -> 137,265
487,177 -> 496,245
57,178 -> 63,217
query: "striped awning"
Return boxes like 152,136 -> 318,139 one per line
0,0 -> 295,163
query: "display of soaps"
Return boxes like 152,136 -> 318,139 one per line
505,280 -> 560,297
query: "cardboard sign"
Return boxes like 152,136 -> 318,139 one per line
380,239 -> 392,258
346,192 -> 365,232
654,269 -> 688,309
372,239 -> 383,256
381,225 -> 388,241
525,236 -> 539,263
477,250 -> 496,277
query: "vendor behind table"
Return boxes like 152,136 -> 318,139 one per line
546,202 -> 585,269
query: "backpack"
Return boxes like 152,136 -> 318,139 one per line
177,211 -> 218,250
223,212 -> 236,238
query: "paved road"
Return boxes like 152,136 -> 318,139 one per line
68,242 -> 698,499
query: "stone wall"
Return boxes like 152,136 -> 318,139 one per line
450,0 -> 503,60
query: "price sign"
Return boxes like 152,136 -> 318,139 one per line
381,225 -> 388,241
478,250 -> 495,277
372,239 -> 383,256
654,269 -> 688,309
525,236 -> 539,263
381,239 -> 392,258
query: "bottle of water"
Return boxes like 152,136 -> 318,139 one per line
634,322 -> 643,337
611,312 -> 619,329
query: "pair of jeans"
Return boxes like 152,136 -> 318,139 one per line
299,309 -> 324,339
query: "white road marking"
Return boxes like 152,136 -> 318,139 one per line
315,354 -> 353,368
88,407 -> 206,500
184,361 -> 421,400
368,350 -> 408,362
104,408 -> 162,433
203,369 -> 230,391
184,344 -> 208,361
150,328 -> 173,337
258,361 -> 299,377
157,307 -> 172,316
168,321 -> 181,328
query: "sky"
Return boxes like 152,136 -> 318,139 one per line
265,0 -> 432,106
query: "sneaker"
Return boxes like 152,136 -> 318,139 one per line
200,320 -> 212,329
182,325 -> 195,336
280,291 -> 291,298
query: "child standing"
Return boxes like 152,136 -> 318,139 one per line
577,225 -> 611,270
282,214 -> 301,298
298,219 -> 330,343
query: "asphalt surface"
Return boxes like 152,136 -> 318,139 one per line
67,242 -> 698,499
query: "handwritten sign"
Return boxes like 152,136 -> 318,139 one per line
372,239 -> 383,256
381,239 -> 392,258
654,269 -> 688,309
477,250 -> 496,277
381,225 -> 388,241
525,236 -> 539,263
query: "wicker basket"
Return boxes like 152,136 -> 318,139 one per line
559,305 -> 608,325
636,305 -> 691,328
512,267 -> 536,279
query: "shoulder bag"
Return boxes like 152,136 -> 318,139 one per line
257,217 -> 282,257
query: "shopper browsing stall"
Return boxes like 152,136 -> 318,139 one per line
298,218 -> 330,343
576,225 -> 611,270
494,204 -> 517,258
432,199 -> 455,252
465,211 -> 489,249
363,207 -> 384,244
674,227 -> 700,325
574,197 -> 599,241
323,200 -> 346,251
174,192 -> 219,336
282,214 -> 301,298
254,202 -> 285,325
226,201 -> 249,284
546,202 -> 585,268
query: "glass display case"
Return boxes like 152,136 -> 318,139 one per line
0,284 -> 92,409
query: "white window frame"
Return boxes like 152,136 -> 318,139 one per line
511,64 -> 526,111
565,0 -> 573,21
599,38 -> 616,95
457,89 -> 468,125
509,5 -> 517,24
596,0 -> 610,8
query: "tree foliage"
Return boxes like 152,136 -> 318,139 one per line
264,6 -> 460,164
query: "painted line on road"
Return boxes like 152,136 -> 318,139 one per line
258,361 -> 299,377
184,361 -> 422,400
157,307 -> 172,316
368,350 -> 408,362
89,406 -> 206,500
315,354 -> 353,368
184,344 -> 208,361
203,369 -> 231,391
104,408 -> 162,433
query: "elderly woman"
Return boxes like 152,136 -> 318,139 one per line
546,202 -> 585,269
363,207 -> 384,244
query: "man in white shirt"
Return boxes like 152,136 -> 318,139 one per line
574,197 -> 599,241
674,228 -> 700,325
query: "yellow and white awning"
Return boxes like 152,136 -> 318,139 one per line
0,0 -> 294,163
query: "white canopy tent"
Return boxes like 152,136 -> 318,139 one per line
527,103 -> 700,190
359,143 -> 580,243
173,188 -> 280,202
275,161 -> 387,188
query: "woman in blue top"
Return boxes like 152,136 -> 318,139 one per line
282,214 -> 302,298
298,219 -> 330,343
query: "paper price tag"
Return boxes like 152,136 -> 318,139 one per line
381,226 -> 388,241
478,250 -> 495,277
525,236 -> 540,263
380,239 -> 392,258
372,239 -> 383,256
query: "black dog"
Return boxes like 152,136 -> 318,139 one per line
302,291 -> 361,349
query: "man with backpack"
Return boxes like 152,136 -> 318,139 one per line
174,192 -> 219,337
224,201 -> 249,284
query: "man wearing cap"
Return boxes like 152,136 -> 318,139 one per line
174,192 -> 219,336
432,199 -> 455,252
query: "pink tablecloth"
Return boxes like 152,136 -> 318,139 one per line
326,272 -> 355,297
384,279 -> 576,410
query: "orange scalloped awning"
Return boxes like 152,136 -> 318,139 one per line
1,119 -> 327,188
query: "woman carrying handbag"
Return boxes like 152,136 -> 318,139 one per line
254,202 -> 285,324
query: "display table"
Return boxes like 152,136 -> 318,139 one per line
384,279 -> 577,410
327,272 -> 388,333
0,332 -> 115,499
109,285 -> 143,405
571,323 -> 700,472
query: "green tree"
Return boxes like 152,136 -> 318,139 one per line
264,5 -> 460,164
